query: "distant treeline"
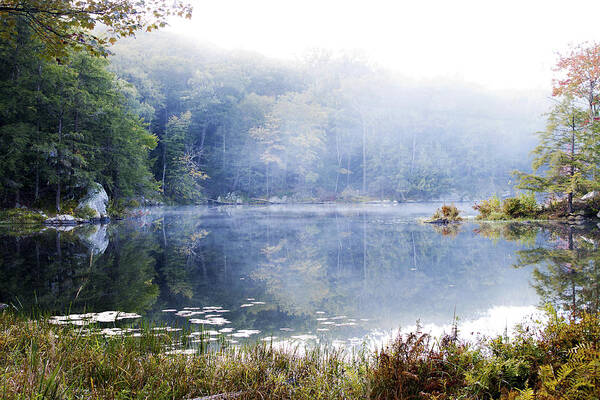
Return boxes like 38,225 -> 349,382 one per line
0,27 -> 544,208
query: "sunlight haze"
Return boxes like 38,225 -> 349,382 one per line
170,0 -> 600,90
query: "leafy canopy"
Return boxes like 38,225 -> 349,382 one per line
552,42 -> 600,117
0,0 -> 192,60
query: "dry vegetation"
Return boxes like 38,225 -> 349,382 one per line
1,307 -> 599,399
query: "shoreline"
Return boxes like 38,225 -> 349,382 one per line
1,307 -> 597,399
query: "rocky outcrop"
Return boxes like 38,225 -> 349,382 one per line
76,183 -> 109,221
44,214 -> 87,225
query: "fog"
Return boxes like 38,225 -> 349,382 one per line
110,32 -> 548,204
169,0 -> 600,91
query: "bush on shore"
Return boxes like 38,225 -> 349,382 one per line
474,193 -> 540,220
428,204 -> 463,223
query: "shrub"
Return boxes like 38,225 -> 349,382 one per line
474,193 -> 540,220
430,204 -> 462,222
0,208 -> 46,225
503,193 -> 539,219
73,205 -> 96,220
473,195 -> 502,219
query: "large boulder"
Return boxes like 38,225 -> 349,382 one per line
76,183 -> 109,221
581,191 -> 600,201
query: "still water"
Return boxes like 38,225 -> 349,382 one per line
1,204 -> 598,347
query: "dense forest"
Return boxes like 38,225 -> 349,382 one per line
0,24 -> 545,209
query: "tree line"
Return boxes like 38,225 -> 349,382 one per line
0,18 -> 544,208
0,21 -> 158,210
517,42 -> 600,212
109,33 -> 542,204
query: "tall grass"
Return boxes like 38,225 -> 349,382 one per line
0,308 -> 599,399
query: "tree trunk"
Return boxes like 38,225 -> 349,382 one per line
162,107 -> 169,193
199,124 -> 208,150
362,122 -> 367,195
56,113 -> 63,212
34,63 -> 42,201
162,141 -> 166,193
568,115 -> 575,214
266,164 -> 270,198
346,156 -> 350,188
334,130 -> 341,194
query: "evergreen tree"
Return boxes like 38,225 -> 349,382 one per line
516,98 -> 593,213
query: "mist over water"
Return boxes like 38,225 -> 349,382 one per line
3,203 -> 580,348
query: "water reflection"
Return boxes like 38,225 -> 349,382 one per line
2,205 -> 594,346
474,222 -> 600,314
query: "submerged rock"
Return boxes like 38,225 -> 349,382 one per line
76,183 -> 109,221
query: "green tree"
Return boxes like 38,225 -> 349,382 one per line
516,98 -> 593,213
0,0 -> 192,60
163,111 -> 207,203
0,26 -> 158,209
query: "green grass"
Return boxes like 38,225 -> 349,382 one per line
0,208 -> 46,225
0,308 -> 598,399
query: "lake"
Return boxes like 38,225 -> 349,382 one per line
1,203 -> 597,348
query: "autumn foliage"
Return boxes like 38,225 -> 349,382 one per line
552,42 -> 600,118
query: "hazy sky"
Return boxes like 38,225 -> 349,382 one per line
169,0 -> 600,91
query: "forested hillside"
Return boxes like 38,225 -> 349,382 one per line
110,33 -> 545,203
0,28 -> 546,208
0,23 -> 158,211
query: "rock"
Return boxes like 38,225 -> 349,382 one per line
76,183 -> 109,221
581,191 -> 600,201
426,218 -> 451,225
269,196 -> 287,204
44,214 -> 87,225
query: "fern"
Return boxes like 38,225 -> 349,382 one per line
539,342 -> 600,400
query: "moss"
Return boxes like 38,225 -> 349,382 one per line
73,205 -> 96,220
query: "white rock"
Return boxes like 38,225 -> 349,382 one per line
76,183 -> 109,220
44,214 -> 86,225
582,191 -> 600,201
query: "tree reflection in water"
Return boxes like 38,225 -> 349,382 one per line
4,205 -> 587,342
473,222 -> 600,314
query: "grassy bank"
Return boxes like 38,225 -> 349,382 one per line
1,308 -> 599,399
473,192 -> 600,222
